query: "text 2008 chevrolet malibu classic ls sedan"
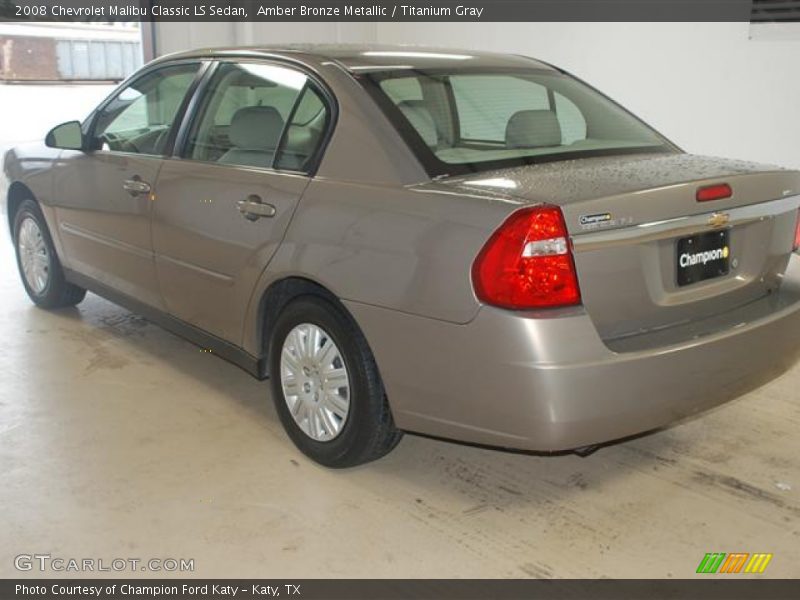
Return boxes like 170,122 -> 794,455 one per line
4,45 -> 800,467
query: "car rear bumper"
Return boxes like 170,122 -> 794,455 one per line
346,256 -> 800,452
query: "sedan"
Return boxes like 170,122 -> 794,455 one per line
5,45 -> 800,467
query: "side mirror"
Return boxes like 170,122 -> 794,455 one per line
45,121 -> 84,151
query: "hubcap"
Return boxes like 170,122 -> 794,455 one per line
17,217 -> 50,294
280,323 -> 350,442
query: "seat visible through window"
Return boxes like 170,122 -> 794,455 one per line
397,100 -> 439,148
506,110 -> 562,148
219,106 -> 284,168
184,62 -> 330,172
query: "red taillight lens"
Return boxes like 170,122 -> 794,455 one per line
472,205 -> 581,309
697,183 -> 732,202
794,209 -> 800,251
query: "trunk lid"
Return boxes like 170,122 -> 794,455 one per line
445,153 -> 800,341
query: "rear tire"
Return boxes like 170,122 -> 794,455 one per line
268,295 -> 402,467
12,199 -> 86,309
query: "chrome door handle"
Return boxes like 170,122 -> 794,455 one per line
237,195 -> 276,221
123,176 -> 151,196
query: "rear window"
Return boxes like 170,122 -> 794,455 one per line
361,68 -> 674,177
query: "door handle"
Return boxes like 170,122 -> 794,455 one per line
237,195 -> 276,221
123,176 -> 151,196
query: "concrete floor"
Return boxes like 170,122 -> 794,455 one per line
0,235 -> 799,579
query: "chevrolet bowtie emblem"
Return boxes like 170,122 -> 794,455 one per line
708,212 -> 730,228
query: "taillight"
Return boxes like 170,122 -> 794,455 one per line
697,183 -> 732,202
472,205 -> 581,309
794,209 -> 800,251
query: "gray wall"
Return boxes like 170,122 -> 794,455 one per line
151,22 -> 376,56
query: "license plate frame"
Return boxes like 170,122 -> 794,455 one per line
676,229 -> 731,287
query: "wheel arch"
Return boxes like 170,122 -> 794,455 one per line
256,276 -> 365,377
6,181 -> 36,236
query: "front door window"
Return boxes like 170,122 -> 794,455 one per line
92,63 -> 199,156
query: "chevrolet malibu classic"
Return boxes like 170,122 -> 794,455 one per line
4,45 -> 800,466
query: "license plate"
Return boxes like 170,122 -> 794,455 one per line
676,229 -> 730,287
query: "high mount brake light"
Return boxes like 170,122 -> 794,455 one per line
697,183 -> 732,202
472,205 -> 581,310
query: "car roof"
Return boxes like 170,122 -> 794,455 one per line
154,44 -> 559,73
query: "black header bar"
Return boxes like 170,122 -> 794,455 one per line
0,1 -> 755,23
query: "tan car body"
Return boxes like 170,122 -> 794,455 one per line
5,45 -> 800,453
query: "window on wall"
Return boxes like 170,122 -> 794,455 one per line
750,0 -> 800,40
751,0 -> 800,23
185,62 -> 330,172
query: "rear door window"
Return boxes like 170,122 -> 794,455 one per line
184,62 -> 331,172
275,85 -> 331,171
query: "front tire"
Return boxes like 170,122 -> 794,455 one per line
13,199 -> 86,309
268,295 -> 402,467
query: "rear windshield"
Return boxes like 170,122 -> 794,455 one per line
359,67 -> 675,177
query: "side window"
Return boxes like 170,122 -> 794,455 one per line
93,63 -> 198,156
185,62 -> 330,172
378,76 -> 443,149
275,86 -> 330,171
381,77 -> 423,104
450,75 -> 550,142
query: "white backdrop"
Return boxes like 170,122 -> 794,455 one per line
151,21 -> 800,169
